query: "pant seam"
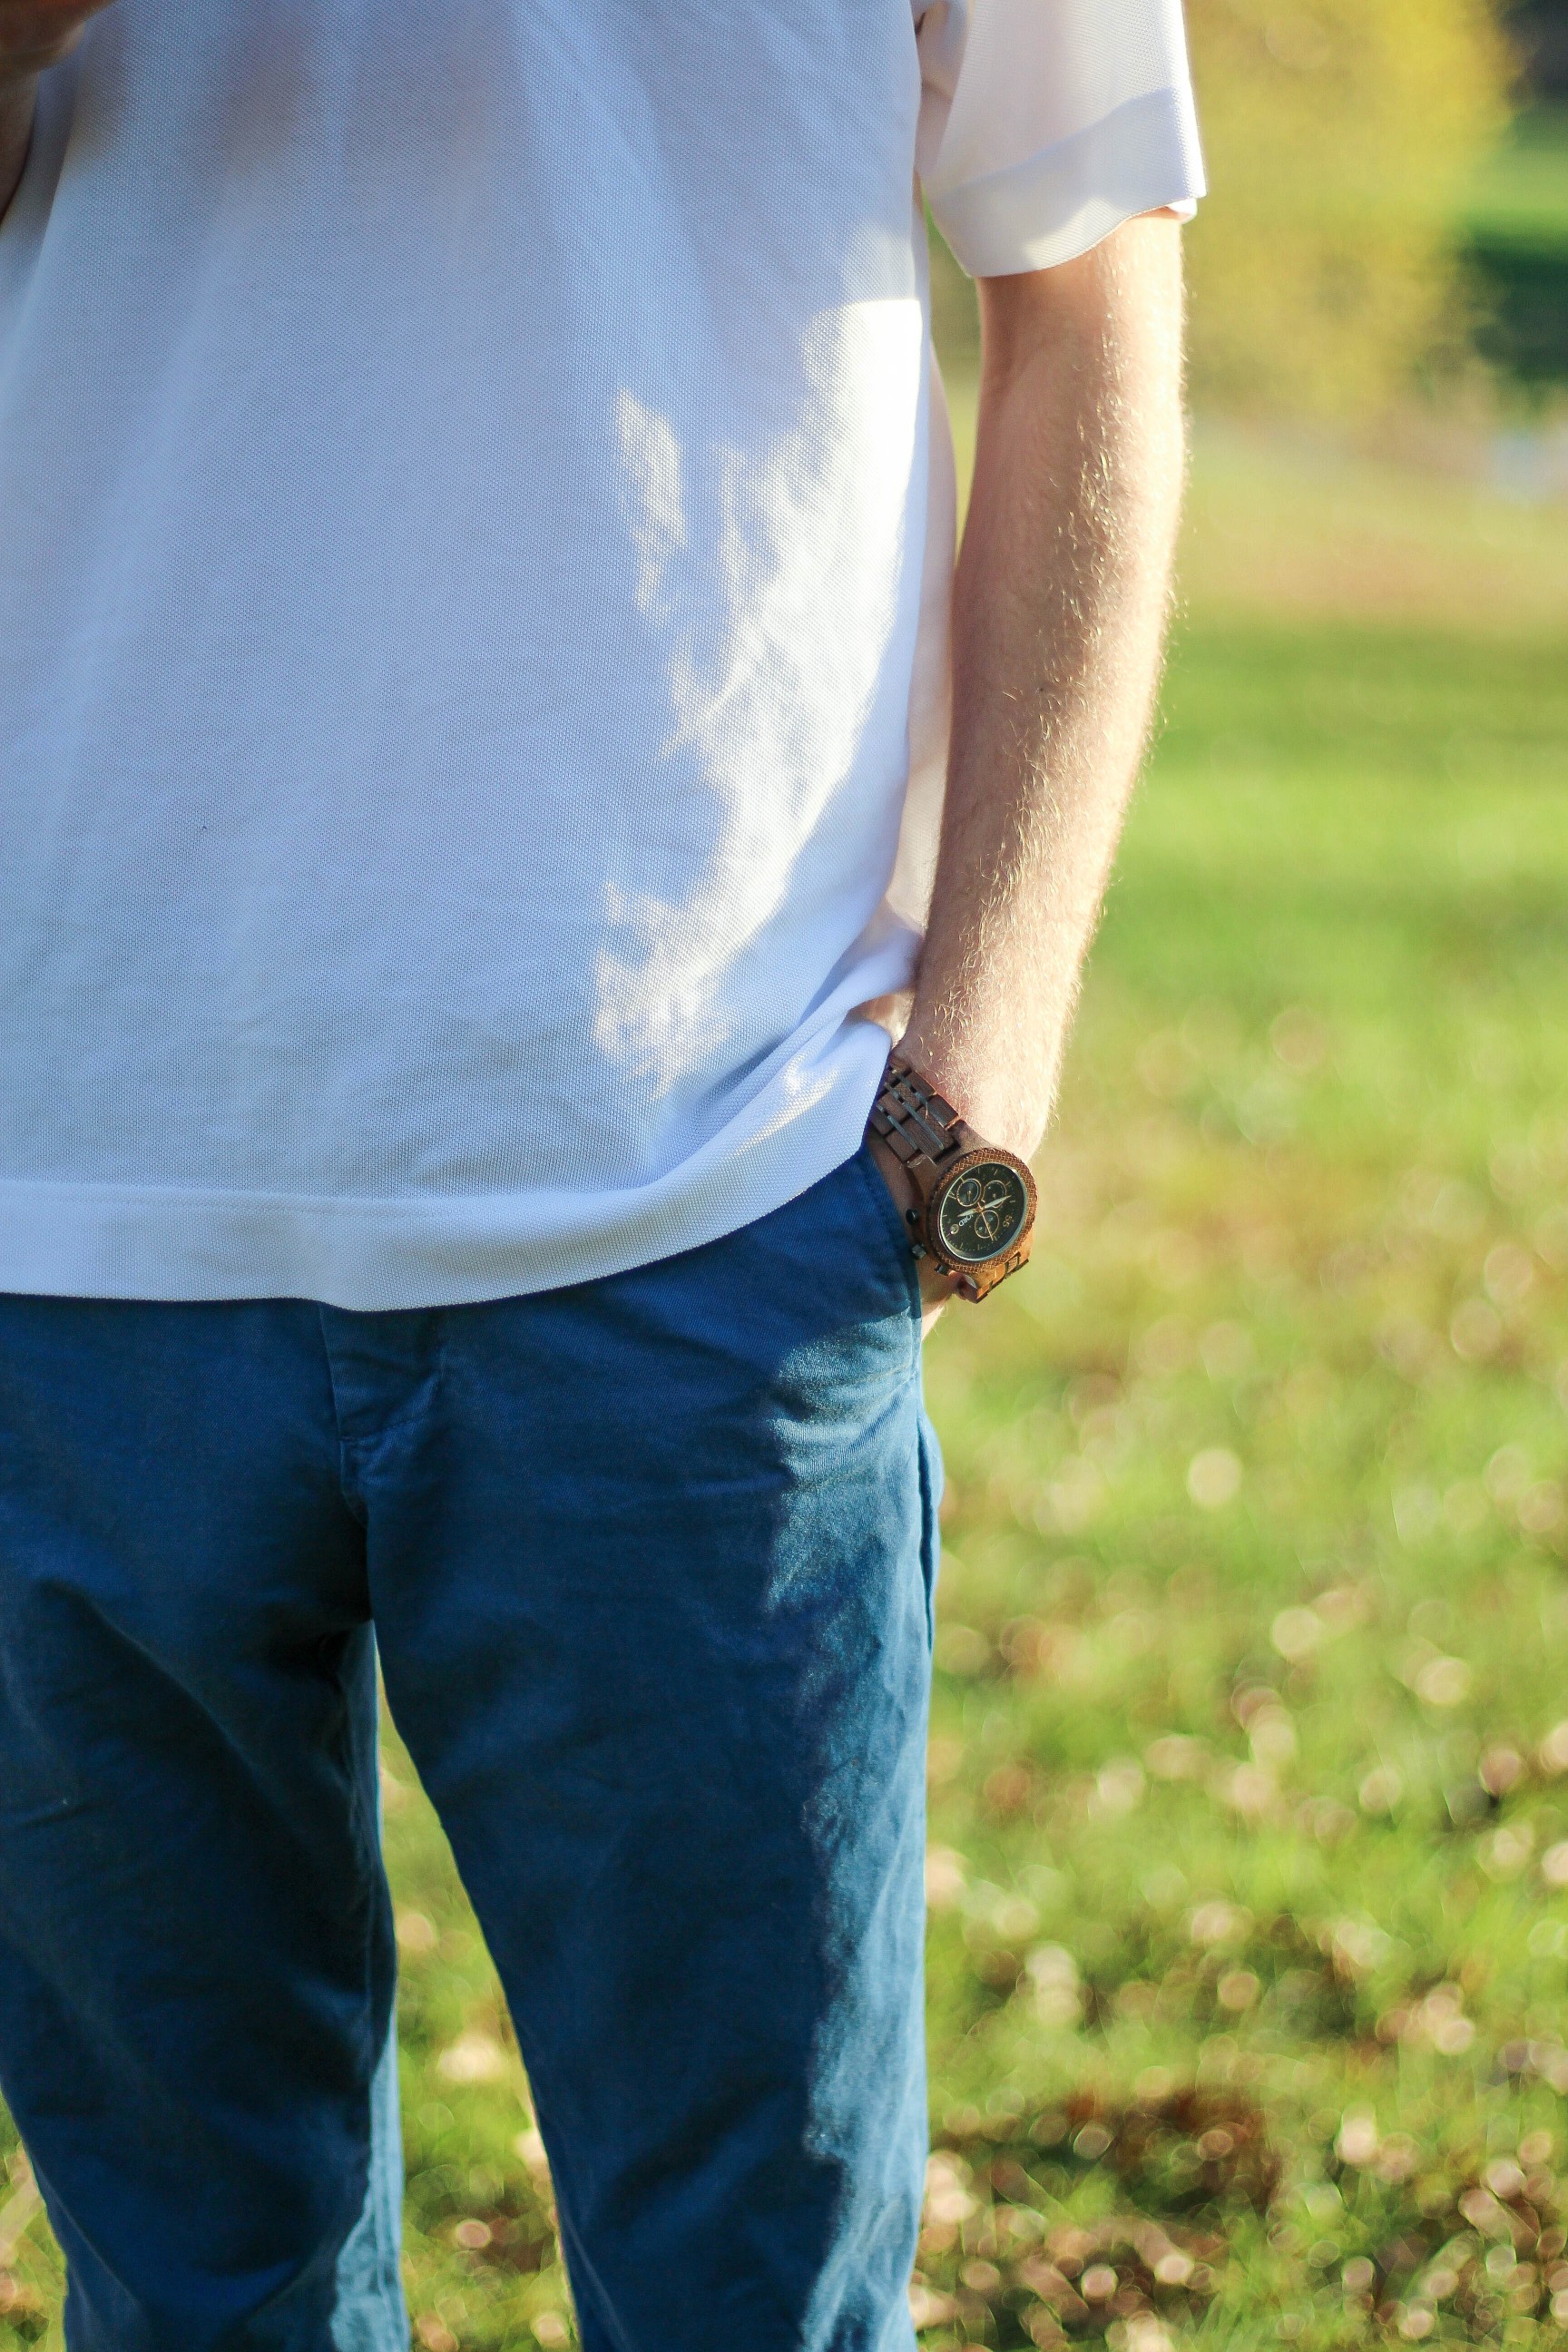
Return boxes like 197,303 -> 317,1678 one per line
315,1302 -> 365,1522
337,1665 -> 404,2349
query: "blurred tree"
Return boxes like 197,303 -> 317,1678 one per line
1507,0 -> 1568,99
1183,0 -> 1512,414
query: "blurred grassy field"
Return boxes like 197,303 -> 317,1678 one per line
2,437 -> 1566,2352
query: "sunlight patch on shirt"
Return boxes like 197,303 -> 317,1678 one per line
599,300 -> 924,1088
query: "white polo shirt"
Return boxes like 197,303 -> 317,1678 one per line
0,0 -> 1202,1308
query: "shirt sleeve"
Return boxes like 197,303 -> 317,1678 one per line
916,0 -> 1206,278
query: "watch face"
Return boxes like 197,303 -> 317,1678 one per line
934,1160 -> 1032,1265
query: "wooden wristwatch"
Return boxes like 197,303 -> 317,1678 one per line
868,1057 -> 1037,1302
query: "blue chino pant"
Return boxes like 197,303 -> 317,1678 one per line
0,1146 -> 938,2352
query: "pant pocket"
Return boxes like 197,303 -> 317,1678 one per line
848,1141 -> 923,1325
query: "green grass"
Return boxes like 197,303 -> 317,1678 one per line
2,448 -> 1566,2350
910,612 -> 1568,2348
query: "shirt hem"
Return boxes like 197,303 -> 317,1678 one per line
0,1024 -> 899,1311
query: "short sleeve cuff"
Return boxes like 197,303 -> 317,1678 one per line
928,82 -> 1206,279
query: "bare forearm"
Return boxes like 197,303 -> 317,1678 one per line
902,217 -> 1186,1157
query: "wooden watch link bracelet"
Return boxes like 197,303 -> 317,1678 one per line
868,1057 -> 1037,1302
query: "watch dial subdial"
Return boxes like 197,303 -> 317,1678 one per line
934,1161 -> 1030,1263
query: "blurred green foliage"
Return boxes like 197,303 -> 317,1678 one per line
1467,109 -> 1568,248
929,0 -> 1530,411
1181,0 -> 1512,412
1464,109 -> 1568,383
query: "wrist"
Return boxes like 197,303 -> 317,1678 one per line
867,1054 -> 1038,1305
865,1125 -> 959,1319
890,1025 -> 1049,1164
